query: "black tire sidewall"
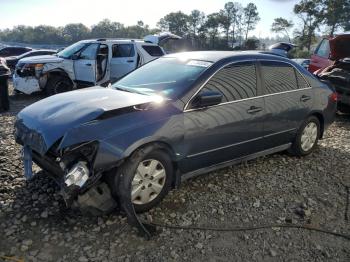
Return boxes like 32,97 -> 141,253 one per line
46,76 -> 72,96
293,116 -> 320,156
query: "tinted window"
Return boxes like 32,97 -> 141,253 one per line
261,61 -> 298,94
79,44 -> 99,60
112,44 -> 135,57
296,70 -> 310,89
142,45 -> 164,57
201,61 -> 257,102
316,39 -> 330,58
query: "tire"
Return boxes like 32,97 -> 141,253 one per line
115,147 -> 173,213
46,75 -> 73,96
289,116 -> 320,156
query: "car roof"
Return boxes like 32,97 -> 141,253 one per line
79,39 -> 157,45
163,51 -> 294,63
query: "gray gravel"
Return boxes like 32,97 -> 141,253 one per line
0,84 -> 349,261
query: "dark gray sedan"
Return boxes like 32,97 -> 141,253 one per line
15,51 -> 337,215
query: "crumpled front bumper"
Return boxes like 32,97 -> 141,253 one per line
13,74 -> 41,94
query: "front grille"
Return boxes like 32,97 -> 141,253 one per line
15,119 -> 47,155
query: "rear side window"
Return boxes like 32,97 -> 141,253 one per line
201,61 -> 257,102
112,44 -> 135,57
261,61 -> 298,94
315,39 -> 330,58
142,45 -> 164,57
296,70 -> 310,89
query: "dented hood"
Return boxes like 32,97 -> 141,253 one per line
16,87 -> 156,153
18,54 -> 63,64
329,34 -> 350,60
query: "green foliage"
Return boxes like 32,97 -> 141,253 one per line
271,18 -> 294,42
243,3 -> 260,41
243,38 -> 260,50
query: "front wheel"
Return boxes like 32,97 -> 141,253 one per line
46,75 -> 73,96
289,116 -> 320,156
115,147 -> 173,213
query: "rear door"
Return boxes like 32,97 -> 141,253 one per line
260,60 -> 313,148
74,43 -> 98,83
110,43 -> 137,82
309,39 -> 332,73
182,61 -> 266,172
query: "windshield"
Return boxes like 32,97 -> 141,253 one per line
112,58 -> 212,99
57,42 -> 87,59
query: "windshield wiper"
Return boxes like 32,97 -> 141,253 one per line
114,86 -> 147,95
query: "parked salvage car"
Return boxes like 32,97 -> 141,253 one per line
15,51 -> 336,217
0,46 -> 32,58
12,33 -> 180,96
268,42 -> 296,57
309,33 -> 350,73
6,49 -> 57,72
310,33 -> 350,113
317,58 -> 350,113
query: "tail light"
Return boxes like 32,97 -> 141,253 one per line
329,92 -> 338,102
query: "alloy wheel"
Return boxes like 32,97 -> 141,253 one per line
300,122 -> 318,152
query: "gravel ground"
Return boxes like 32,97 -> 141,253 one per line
0,84 -> 349,262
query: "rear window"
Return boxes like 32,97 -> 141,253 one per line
112,44 -> 135,57
142,45 -> 164,57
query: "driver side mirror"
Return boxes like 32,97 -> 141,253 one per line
191,90 -> 223,109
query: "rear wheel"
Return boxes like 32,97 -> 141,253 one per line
289,116 -> 320,156
46,75 -> 73,96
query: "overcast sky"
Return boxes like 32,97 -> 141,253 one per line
0,0 -> 300,38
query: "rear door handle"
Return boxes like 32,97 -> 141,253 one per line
300,95 -> 311,102
85,63 -> 92,66
247,106 -> 263,114
127,60 -> 134,63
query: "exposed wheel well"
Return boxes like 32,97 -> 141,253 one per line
310,112 -> 324,138
46,70 -> 73,86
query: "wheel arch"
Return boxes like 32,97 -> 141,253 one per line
309,111 -> 325,138
44,68 -> 74,87
125,140 -> 180,188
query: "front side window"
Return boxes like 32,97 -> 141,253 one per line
316,39 -> 330,58
201,61 -> 257,102
261,61 -> 298,94
112,44 -> 135,57
79,44 -> 99,60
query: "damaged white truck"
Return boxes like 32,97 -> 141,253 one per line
13,33 -> 180,95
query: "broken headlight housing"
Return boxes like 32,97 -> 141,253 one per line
18,63 -> 44,78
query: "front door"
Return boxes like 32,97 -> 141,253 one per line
110,43 -> 137,82
74,43 -> 99,84
259,60 -> 313,148
181,61 -> 266,173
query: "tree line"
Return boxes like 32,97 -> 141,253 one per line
0,0 -> 349,53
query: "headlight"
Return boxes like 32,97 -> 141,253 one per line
18,63 -> 44,78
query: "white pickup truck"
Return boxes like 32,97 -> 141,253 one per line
13,33 -> 180,95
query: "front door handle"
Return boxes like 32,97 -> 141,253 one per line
300,95 -> 311,102
85,63 -> 92,66
247,106 -> 262,114
127,60 -> 134,63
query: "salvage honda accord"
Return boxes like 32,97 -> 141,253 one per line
15,51 -> 337,215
